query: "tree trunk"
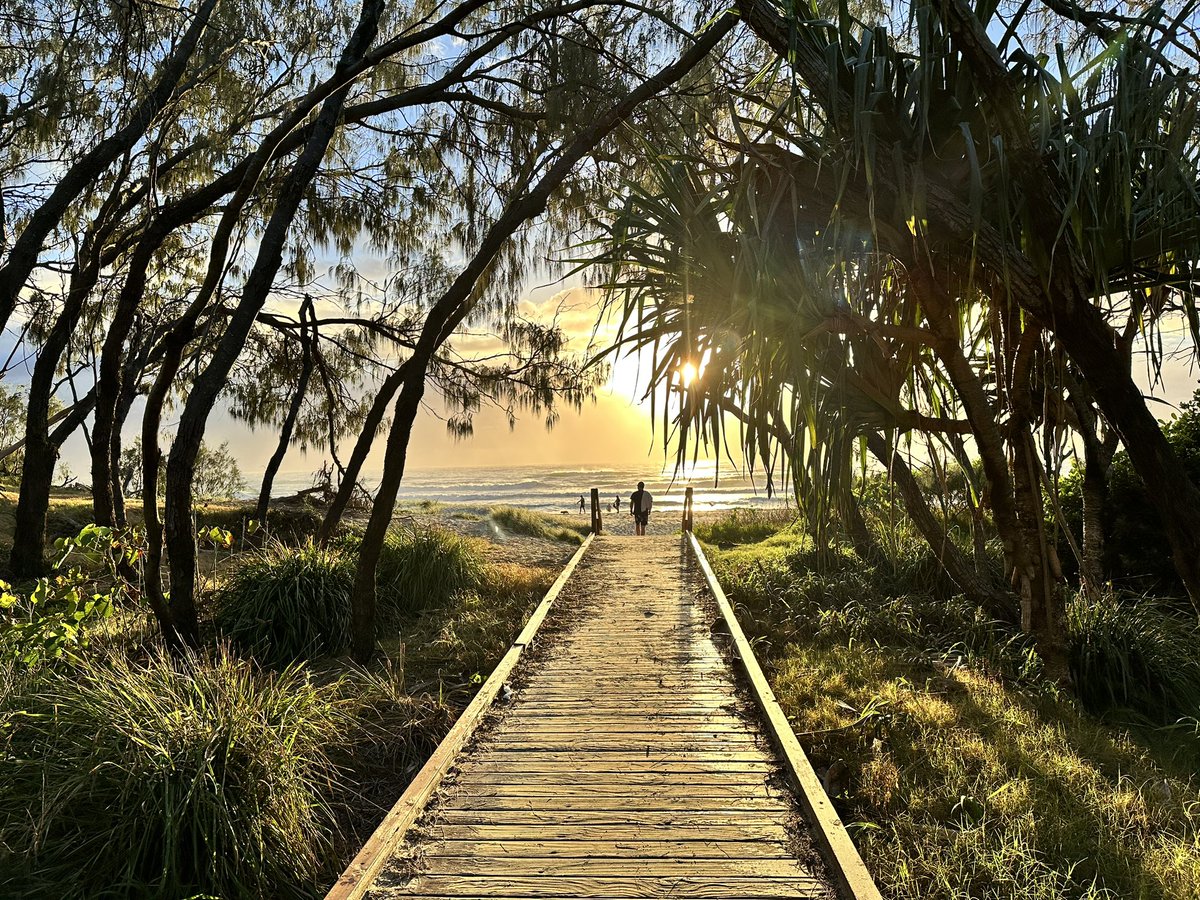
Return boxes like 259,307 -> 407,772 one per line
110,367 -> 140,527
140,337 -> 185,649
1010,427 -> 1069,678
92,238 -> 158,524
351,375 -> 427,662
10,259 -> 100,576
866,432 -> 1015,621
842,492 -> 881,563
317,363 -> 407,543
163,0 -> 385,639
256,298 -> 315,522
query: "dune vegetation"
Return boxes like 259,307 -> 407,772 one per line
0,508 -> 553,898
699,503 -> 1200,900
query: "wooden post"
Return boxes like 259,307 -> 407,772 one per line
590,487 -> 602,534
683,486 -> 694,532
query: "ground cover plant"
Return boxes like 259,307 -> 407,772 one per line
703,510 -> 1200,900
0,505 -> 556,898
488,505 -> 589,545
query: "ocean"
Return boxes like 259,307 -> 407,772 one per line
268,462 -> 790,513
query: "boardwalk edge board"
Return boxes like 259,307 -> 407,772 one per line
325,534 -> 595,900
687,532 -> 886,900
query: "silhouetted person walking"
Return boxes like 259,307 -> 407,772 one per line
629,481 -> 653,536
579,494 -> 585,514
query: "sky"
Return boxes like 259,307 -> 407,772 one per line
37,280 -> 1200,488
46,282 -> 680,485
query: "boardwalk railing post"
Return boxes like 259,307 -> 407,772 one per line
683,486 -> 694,532
590,487 -> 602,534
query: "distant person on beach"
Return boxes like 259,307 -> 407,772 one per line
614,494 -> 621,512
578,494 -> 585,514
629,481 -> 653,536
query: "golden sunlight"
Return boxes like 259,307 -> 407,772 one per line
680,361 -> 698,387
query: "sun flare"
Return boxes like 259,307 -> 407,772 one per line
680,361 -> 698,387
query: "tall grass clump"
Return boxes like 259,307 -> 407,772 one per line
375,524 -> 486,616
216,540 -> 353,666
694,506 -> 795,546
1067,592 -> 1200,724
0,649 -> 345,899
488,505 -> 588,544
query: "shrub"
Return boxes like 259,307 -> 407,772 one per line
488,505 -> 588,544
216,541 -> 354,666
1066,592 -> 1200,724
375,524 -> 486,616
0,649 -> 345,899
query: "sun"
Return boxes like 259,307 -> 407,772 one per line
680,361 -> 698,387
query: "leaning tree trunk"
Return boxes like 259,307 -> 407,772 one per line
163,0 -> 385,642
256,299 -> 315,522
841,492 -> 882,563
866,432 -> 1015,621
316,363 -> 407,543
109,360 -> 141,527
92,236 -> 160,525
351,374 -> 427,661
10,248 -> 105,576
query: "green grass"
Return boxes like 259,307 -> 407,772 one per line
705,510 -> 1200,900
488,505 -> 589,545
0,648 -> 347,899
216,540 -> 355,666
694,506 -> 796,546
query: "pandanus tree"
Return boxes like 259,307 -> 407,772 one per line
596,0 -> 1200,673
724,0 -> 1200,610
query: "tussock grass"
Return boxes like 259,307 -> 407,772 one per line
375,523 -> 487,615
217,527 -> 488,664
0,648 -> 346,900
1067,592 -> 1200,725
694,506 -> 796,546
488,505 -> 588,544
706,510 -> 1200,900
216,540 -> 354,666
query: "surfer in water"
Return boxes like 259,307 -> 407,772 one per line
629,481 -> 653,536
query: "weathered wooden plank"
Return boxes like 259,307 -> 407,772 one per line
450,761 -> 777,776
409,839 -> 795,858
427,809 -> 795,827
411,856 -> 815,877
494,723 -> 762,735
378,875 -> 827,898
467,749 -> 770,762
449,770 -> 777,786
443,784 -> 782,801
422,824 -> 794,843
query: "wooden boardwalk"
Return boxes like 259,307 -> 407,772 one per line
330,535 -> 881,900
